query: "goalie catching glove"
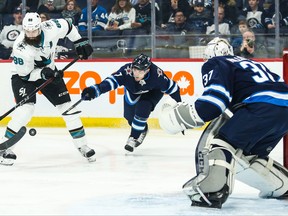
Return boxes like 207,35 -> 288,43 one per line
159,98 -> 205,134
81,85 -> 101,101
74,38 -> 93,60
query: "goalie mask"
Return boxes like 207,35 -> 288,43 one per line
203,37 -> 234,61
23,12 -> 42,46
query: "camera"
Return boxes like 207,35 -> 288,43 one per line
246,39 -> 254,48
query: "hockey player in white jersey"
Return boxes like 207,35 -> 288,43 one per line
0,12 -> 95,165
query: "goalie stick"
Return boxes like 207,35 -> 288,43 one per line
0,126 -> 26,150
0,57 -> 79,121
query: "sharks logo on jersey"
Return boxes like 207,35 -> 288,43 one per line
42,21 -> 53,30
16,42 -> 26,51
34,55 -> 52,68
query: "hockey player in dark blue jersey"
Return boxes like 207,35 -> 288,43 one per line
159,37 -> 288,208
81,53 -> 181,152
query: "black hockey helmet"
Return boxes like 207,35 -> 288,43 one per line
132,54 -> 151,70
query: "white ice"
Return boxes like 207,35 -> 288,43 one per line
0,127 -> 287,215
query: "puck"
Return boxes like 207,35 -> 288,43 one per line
29,128 -> 37,136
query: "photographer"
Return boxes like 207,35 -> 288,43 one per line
234,29 -> 268,58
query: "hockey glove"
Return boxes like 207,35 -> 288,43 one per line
74,38 -> 93,60
81,85 -> 101,101
41,68 -> 63,80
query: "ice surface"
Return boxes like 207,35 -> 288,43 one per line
0,127 -> 286,215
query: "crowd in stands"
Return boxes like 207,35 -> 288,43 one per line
0,0 -> 288,59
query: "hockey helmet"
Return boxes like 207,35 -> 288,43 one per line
132,54 -> 151,70
23,12 -> 41,32
203,37 -> 234,61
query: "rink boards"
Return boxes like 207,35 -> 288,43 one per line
0,58 -> 283,127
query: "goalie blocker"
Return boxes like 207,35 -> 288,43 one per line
159,106 -> 288,208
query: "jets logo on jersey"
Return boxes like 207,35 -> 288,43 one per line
19,87 -> 27,98
7,29 -> 21,42
125,65 -> 133,76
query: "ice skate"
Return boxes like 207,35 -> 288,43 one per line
135,129 -> 148,148
78,145 -> 96,162
124,137 -> 137,152
0,149 -> 17,166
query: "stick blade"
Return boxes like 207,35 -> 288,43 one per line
0,126 -> 27,150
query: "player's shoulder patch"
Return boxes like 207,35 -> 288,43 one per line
157,67 -> 163,77
124,64 -> 133,76
41,20 -> 54,30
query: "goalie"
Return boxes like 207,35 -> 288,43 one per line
159,37 -> 288,208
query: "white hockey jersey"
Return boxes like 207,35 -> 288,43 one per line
0,24 -> 23,48
12,18 -> 81,81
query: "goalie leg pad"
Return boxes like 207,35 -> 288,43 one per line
183,138 -> 236,208
236,156 -> 288,198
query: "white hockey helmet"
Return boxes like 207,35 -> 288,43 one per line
23,12 -> 41,32
203,37 -> 234,61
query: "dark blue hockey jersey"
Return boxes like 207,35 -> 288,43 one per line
97,62 -> 181,104
195,56 -> 288,122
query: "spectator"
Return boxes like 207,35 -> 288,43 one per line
61,0 -> 82,26
187,0 -> 212,44
265,0 -> 288,31
4,0 -> 39,13
205,1 -> 240,26
39,12 -> 50,22
0,7 -> 22,59
123,0 -> 160,54
105,0 -> 135,32
37,0 -> 65,14
130,0 -> 161,34
236,0 -> 264,11
238,0 -> 269,30
230,19 -> 249,49
206,5 -> 233,37
234,29 -> 268,58
78,0 -> 108,32
164,9 -> 194,47
160,0 -> 191,27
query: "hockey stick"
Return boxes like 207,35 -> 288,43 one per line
0,126 -> 26,150
0,57 -> 79,121
62,98 -> 83,115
